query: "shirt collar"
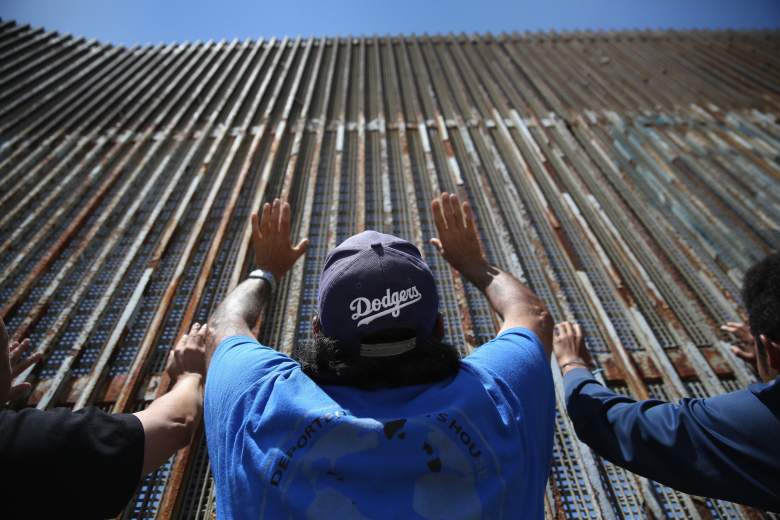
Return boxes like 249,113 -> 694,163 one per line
749,376 -> 780,415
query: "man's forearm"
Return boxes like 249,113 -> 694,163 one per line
460,262 -> 546,322
210,278 -> 271,335
459,260 -> 552,348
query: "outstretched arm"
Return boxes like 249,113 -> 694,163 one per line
430,193 -> 552,356
209,198 -> 308,350
133,322 -> 209,475
208,278 -> 269,350
556,322 -> 780,511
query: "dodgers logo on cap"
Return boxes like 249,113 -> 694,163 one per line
317,230 -> 439,356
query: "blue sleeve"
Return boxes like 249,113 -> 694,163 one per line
463,327 -> 554,423
564,368 -> 780,511
205,336 -> 297,416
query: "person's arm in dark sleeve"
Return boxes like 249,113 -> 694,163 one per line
0,407 -> 145,519
565,368 -> 780,511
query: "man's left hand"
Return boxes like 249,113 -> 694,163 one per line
1,338 -> 43,405
251,198 -> 309,281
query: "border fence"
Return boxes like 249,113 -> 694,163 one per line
1,20 -> 779,518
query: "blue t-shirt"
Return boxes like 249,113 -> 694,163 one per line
204,327 -> 554,519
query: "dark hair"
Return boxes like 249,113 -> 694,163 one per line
743,252 -> 780,344
291,333 -> 461,389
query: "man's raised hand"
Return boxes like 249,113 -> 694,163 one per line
251,198 -> 309,281
430,192 -> 487,278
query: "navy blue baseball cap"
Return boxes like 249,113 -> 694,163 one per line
317,230 -> 439,357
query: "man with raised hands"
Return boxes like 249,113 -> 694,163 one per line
205,194 -> 555,519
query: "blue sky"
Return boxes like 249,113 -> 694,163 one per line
1,0 -> 779,46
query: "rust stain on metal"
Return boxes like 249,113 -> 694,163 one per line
700,346 -> 737,377
595,354 -> 625,382
667,349 -> 700,380
631,352 -> 663,381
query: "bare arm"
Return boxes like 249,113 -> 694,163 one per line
431,193 -> 553,356
460,263 -> 553,351
209,198 -> 308,352
209,277 -> 270,349
133,322 -> 209,475
134,373 -> 202,475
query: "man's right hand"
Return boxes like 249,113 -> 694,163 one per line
721,321 -> 757,368
431,192 -> 553,350
166,323 -> 210,381
553,322 -> 592,375
430,192 -> 488,281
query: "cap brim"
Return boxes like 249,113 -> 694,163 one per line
359,337 -> 417,358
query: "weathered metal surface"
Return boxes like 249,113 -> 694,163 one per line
0,20 -> 778,518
